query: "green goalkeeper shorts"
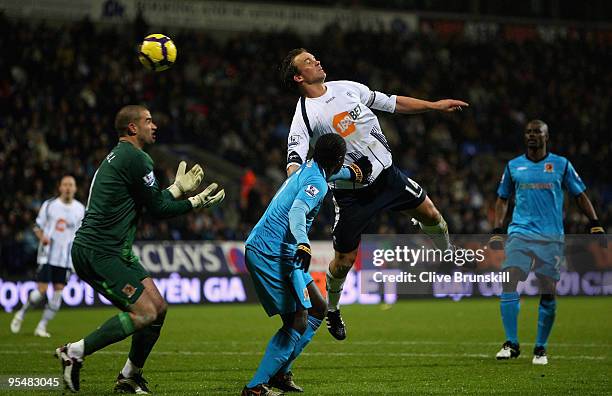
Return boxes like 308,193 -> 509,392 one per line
71,244 -> 150,310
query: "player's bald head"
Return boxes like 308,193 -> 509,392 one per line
115,105 -> 148,136
525,119 -> 548,135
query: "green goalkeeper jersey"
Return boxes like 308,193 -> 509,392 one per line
74,140 -> 192,258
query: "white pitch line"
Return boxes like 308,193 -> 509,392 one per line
0,349 -> 606,361
6,340 -> 610,348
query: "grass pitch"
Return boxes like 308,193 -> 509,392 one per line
0,297 -> 610,395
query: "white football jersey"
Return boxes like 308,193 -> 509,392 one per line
287,80 -> 397,189
35,198 -> 85,268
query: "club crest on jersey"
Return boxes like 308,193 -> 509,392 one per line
305,184 -> 319,198
544,163 -> 554,173
122,283 -> 137,298
143,171 -> 156,187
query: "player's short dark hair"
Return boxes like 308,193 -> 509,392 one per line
526,119 -> 548,134
60,174 -> 76,183
280,48 -> 307,93
115,105 -> 148,136
313,133 -> 346,174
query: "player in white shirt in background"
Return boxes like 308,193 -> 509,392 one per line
281,48 -> 469,340
11,175 -> 85,337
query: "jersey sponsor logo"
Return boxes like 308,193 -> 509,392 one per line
288,135 -> 301,148
325,96 -> 336,104
332,104 -> 361,137
544,163 -> 554,172
143,171 -> 156,187
121,283 -> 137,298
55,218 -> 67,232
305,184 -> 320,198
519,183 -> 553,190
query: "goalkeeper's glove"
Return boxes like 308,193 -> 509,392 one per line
347,156 -> 373,184
293,243 -> 312,272
588,219 -> 607,248
188,183 -> 225,209
488,227 -> 505,250
167,161 -> 204,199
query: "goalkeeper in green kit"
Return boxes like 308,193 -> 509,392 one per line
55,105 -> 225,393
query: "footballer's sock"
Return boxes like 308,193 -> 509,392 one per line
535,297 -> 556,348
419,217 -> 450,251
83,312 -> 135,356
247,327 -> 301,388
279,315 -> 322,375
18,289 -> 45,317
67,339 -> 85,360
38,290 -> 62,329
500,292 -> 520,345
121,358 -> 141,378
326,270 -> 346,311
128,315 -> 165,368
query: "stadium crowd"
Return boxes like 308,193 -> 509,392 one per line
1,14 -> 610,275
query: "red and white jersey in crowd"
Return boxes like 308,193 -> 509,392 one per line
35,198 -> 85,268
287,80 -> 397,189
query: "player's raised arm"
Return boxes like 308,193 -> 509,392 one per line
133,162 -> 193,219
327,157 -> 373,183
395,96 -> 469,114
286,104 -> 311,177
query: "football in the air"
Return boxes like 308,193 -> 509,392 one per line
138,34 -> 177,72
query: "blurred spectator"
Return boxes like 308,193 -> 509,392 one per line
0,14 -> 609,275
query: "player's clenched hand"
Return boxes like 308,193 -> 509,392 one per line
488,227 -> 505,250
433,99 -> 469,112
294,243 -> 312,272
347,157 -> 372,184
188,183 -> 225,209
167,161 -> 204,198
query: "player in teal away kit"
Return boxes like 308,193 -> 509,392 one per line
490,120 -> 605,365
242,133 -> 371,395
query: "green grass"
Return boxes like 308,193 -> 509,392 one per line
1,297 -> 610,395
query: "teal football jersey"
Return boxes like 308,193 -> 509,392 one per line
497,153 -> 586,238
246,160 -> 328,258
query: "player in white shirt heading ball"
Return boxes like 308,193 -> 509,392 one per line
11,175 -> 85,337
281,48 -> 469,340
